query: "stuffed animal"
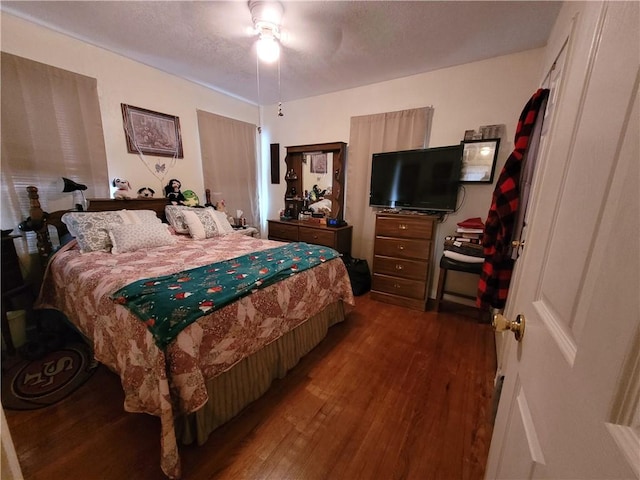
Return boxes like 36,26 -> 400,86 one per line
137,187 -> 155,198
164,178 -> 186,205
112,178 -> 136,199
182,190 -> 199,207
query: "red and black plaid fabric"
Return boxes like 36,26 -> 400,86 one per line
477,88 -> 549,310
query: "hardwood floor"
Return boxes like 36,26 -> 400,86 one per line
3,294 -> 497,480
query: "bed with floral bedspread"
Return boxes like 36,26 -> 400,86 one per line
37,224 -> 354,478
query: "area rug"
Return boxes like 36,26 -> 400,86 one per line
1,342 -> 96,410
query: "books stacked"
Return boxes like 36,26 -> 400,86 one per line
443,217 -> 484,263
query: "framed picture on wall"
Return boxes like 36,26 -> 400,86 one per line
121,104 -> 184,158
460,138 -> 500,183
310,153 -> 328,174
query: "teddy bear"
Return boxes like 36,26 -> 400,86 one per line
112,178 -> 136,199
137,187 -> 155,198
164,178 -> 186,205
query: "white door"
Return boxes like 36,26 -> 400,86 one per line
485,2 -> 639,479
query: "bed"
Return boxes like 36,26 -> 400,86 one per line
35,196 -> 355,479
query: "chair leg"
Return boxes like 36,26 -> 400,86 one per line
435,267 -> 448,312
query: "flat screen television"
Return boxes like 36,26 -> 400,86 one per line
369,145 -> 463,212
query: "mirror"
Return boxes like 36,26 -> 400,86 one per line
302,152 -> 333,215
284,142 -> 346,220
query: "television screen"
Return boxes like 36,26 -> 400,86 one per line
369,145 -> 463,212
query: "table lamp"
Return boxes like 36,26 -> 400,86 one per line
62,177 -> 88,211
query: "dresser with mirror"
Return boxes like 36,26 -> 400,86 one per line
268,141 -> 352,254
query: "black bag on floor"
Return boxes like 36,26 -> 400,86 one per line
341,255 -> 371,296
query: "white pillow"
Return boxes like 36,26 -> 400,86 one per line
210,209 -> 235,234
181,209 -> 219,240
121,209 -> 162,224
108,223 -> 176,254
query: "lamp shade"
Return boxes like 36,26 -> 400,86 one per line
257,33 -> 280,63
62,177 -> 87,193
61,177 -> 88,211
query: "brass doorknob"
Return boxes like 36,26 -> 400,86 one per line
492,313 -> 526,342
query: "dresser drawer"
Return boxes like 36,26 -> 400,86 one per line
374,237 -> 431,261
268,221 -> 298,241
372,273 -> 427,300
299,226 -> 335,248
375,216 -> 434,240
373,255 -> 428,281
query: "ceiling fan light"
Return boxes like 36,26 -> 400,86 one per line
249,1 -> 284,27
257,34 -> 280,63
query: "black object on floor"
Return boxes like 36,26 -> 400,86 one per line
341,255 -> 371,296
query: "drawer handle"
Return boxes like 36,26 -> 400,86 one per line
398,224 -> 408,230
397,244 -> 405,251
393,283 -> 401,289
395,264 -> 403,270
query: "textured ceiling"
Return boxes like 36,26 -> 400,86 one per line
1,1 -> 562,106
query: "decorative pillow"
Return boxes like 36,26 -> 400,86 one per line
165,206 -> 223,235
62,211 -> 127,253
181,209 -> 219,240
164,205 -> 190,234
210,209 -> 235,235
108,223 -> 176,254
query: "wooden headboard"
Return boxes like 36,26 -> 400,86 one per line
87,197 -> 169,221
23,187 -> 170,267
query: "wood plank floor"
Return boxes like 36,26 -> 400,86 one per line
3,294 -> 497,480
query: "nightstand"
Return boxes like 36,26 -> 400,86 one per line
1,235 -> 34,356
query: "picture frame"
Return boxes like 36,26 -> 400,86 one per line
460,138 -> 500,183
310,152 -> 328,174
121,104 -> 183,158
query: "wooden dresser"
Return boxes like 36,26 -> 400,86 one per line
371,213 -> 438,311
267,219 -> 352,255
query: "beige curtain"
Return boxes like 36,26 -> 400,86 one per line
1,52 -> 109,260
196,110 -> 259,228
346,107 -> 433,266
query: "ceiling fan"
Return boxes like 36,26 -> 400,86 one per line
248,0 -> 285,63
246,0 -> 343,63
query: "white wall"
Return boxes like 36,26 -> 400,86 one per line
2,11 -> 545,300
0,12 -> 259,202
261,48 -> 545,298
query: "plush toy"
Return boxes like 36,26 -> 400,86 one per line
182,190 -> 199,207
112,178 -> 136,199
310,184 -> 327,202
164,178 -> 186,205
137,187 -> 155,198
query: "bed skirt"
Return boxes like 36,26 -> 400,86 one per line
175,300 -> 346,446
